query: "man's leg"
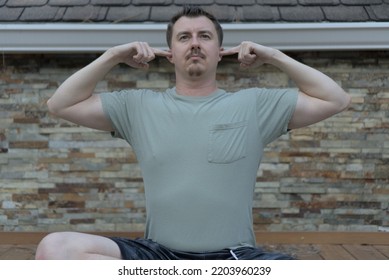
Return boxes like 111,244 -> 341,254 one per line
35,232 -> 122,260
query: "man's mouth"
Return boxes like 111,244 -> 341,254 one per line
186,49 -> 205,60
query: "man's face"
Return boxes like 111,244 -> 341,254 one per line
168,16 -> 222,78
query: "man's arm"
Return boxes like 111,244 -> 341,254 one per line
47,42 -> 171,131
221,42 -> 351,129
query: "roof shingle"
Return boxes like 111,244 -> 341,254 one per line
280,6 -> 325,22
367,4 -> 389,20
106,5 -> 150,22
341,0 -> 381,4
91,0 -> 131,5
257,0 -> 297,5
7,0 -> 48,7
132,0 -> 173,5
62,5 -> 107,22
322,5 -> 370,21
299,0 -> 339,5
49,0 -> 89,6
20,6 -> 60,21
0,0 -> 388,22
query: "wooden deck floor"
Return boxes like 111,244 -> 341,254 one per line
1,232 -> 388,260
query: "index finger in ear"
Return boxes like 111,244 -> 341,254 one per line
220,46 -> 240,56
152,48 -> 172,58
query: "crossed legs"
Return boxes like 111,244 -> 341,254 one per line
35,232 -> 122,260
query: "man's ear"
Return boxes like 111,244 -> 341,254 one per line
218,47 -> 224,61
166,49 -> 174,64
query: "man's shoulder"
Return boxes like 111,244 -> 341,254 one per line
224,88 -> 263,99
107,88 -> 170,95
100,88 -> 172,100
232,87 -> 298,98
229,87 -> 264,95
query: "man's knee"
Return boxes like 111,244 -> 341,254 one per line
35,232 -> 72,260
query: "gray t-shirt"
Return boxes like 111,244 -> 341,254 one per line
100,87 -> 298,252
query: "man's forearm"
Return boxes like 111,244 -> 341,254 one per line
47,49 -> 118,115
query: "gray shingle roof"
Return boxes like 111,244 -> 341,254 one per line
0,0 -> 388,23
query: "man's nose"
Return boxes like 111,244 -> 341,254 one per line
190,36 -> 200,48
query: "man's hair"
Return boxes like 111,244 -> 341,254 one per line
166,6 -> 223,48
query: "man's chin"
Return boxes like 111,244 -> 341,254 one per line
187,65 -> 204,77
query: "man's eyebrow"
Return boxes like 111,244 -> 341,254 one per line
176,31 -> 190,37
198,30 -> 214,36
176,30 -> 214,37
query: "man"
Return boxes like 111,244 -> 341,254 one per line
35,6 -> 350,260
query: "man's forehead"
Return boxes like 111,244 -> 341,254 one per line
173,16 -> 216,34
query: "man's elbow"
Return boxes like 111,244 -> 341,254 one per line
338,91 -> 352,112
46,98 -> 63,117
47,98 -> 55,114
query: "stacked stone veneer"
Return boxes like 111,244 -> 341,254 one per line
1,51 -> 388,232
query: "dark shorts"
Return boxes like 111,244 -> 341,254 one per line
110,237 -> 294,260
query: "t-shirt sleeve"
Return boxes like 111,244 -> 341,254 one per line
99,90 -> 134,142
255,88 -> 298,145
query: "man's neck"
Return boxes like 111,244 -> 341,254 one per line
175,78 -> 218,97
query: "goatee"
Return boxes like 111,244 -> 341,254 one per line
188,66 -> 203,77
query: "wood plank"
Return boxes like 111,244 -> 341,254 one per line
264,244 -> 323,260
0,245 -> 12,258
0,243 -> 388,260
295,246 -> 323,260
294,244 -> 323,260
255,232 -> 389,245
0,245 -> 11,253
1,232 -> 388,245
374,245 -> 389,258
343,245 -> 387,260
0,232 -> 45,244
318,245 -> 355,260
0,232 -> 144,245
297,253 -> 323,260
0,245 -> 36,260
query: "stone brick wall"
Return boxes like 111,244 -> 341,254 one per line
1,51 -> 388,232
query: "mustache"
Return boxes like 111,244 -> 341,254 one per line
186,48 -> 205,59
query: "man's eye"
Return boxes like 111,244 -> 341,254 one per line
179,35 -> 189,41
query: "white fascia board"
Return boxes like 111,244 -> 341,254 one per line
224,22 -> 389,51
1,22 -> 389,53
0,24 -> 167,53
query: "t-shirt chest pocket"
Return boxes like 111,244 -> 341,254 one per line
208,120 -> 248,164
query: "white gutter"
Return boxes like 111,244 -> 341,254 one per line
1,22 -> 389,53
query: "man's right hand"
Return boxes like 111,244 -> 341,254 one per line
109,42 -> 171,69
